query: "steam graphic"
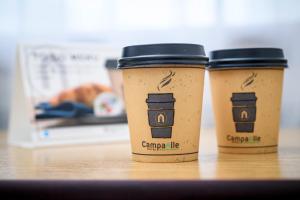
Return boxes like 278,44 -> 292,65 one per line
241,72 -> 257,90
157,70 -> 175,91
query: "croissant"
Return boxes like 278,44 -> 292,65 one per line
49,83 -> 111,107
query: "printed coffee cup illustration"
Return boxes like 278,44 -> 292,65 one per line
208,48 -> 288,154
231,92 -> 257,132
118,43 -> 208,162
146,93 -> 175,138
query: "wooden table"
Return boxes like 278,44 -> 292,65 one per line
0,129 -> 300,199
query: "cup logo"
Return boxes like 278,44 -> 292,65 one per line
231,92 -> 257,132
157,70 -> 175,91
146,93 -> 175,138
241,72 -> 257,90
146,71 -> 176,138
240,110 -> 248,119
157,113 -> 166,124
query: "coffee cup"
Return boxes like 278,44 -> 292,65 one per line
118,43 -> 208,162
208,48 -> 288,153
105,59 -> 124,100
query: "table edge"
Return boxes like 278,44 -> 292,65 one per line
0,180 -> 299,199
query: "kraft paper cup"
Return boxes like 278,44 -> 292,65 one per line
208,48 -> 288,154
105,59 -> 124,100
118,43 -> 208,162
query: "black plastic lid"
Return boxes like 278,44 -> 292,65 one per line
118,43 -> 208,69
105,59 -> 118,69
208,48 -> 288,69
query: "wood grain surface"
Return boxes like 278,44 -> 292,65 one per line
0,129 -> 299,180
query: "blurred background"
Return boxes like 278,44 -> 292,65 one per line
1,0 -> 300,131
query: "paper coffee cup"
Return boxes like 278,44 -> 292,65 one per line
105,59 -> 124,100
118,44 -> 208,162
208,48 -> 288,154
